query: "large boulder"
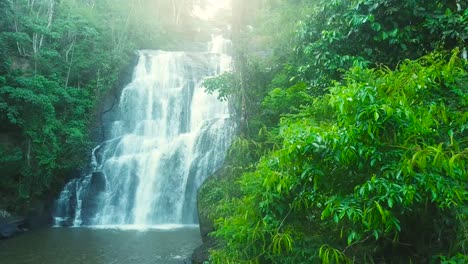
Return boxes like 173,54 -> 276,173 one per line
90,172 -> 106,192
25,199 -> 53,229
79,171 -> 107,225
192,238 -> 217,264
0,215 -> 26,239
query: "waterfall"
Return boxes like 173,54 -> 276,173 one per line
53,36 -> 235,227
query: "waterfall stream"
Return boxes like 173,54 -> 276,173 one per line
53,36 -> 235,227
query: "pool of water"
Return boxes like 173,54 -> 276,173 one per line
0,226 -> 201,264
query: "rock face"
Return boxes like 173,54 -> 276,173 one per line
197,185 -> 215,244
90,53 -> 139,143
90,172 -> 106,192
80,172 -> 107,225
25,200 -> 53,229
1,199 -> 54,239
53,170 -> 109,226
52,54 -> 139,227
0,214 -> 26,239
192,238 -> 217,264
191,175 -> 219,264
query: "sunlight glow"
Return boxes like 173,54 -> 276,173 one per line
192,0 -> 232,20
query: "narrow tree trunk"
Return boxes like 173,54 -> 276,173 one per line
172,0 -> 177,24
26,138 -> 31,167
116,6 -> 133,53
455,0 -> 467,60
14,17 -> 23,56
65,40 -> 75,87
38,0 -> 55,51
232,0 -> 249,135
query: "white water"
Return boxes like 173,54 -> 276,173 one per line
54,36 -> 235,227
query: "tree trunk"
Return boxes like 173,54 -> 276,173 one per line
65,39 -> 75,87
232,0 -> 249,135
38,0 -> 55,51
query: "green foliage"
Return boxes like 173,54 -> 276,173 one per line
204,72 -> 240,102
0,145 -> 23,184
203,59 -> 274,138
294,0 -> 467,93
209,52 -> 467,263
319,245 -> 351,264
0,73 -> 92,206
438,253 -> 468,264
199,1 -> 467,262
262,82 -> 312,126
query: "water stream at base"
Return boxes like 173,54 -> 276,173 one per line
0,226 -> 201,264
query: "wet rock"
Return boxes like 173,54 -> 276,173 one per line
0,223 -> 17,238
0,215 -> 26,239
90,172 -> 106,192
80,172 -> 107,225
192,238 -> 217,264
53,179 -> 78,227
25,200 -> 52,229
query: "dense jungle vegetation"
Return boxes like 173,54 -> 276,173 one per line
200,0 -> 467,263
0,0 -> 200,212
0,0 -> 467,263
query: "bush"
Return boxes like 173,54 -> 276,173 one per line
210,51 -> 467,263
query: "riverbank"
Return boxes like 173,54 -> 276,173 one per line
0,204 -> 52,240
0,214 -> 26,238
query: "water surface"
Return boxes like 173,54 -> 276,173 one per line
0,226 -> 201,264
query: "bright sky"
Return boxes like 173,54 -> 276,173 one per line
192,0 -> 232,20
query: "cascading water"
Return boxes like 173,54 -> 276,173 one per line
54,36 -> 235,227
